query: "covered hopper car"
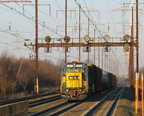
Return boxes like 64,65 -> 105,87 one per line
60,61 -> 117,100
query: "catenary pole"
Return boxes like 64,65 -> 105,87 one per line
35,0 -> 39,94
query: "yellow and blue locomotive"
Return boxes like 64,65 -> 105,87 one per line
60,61 -> 105,100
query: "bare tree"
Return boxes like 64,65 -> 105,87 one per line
0,56 -> 12,98
17,59 -> 31,95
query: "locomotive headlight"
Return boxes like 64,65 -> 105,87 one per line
66,89 -> 69,92
79,89 -> 83,92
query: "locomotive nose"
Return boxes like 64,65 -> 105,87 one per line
73,90 -> 77,96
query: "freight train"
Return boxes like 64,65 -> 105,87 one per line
60,61 -> 117,100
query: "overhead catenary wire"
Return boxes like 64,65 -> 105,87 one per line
74,0 -> 104,38
0,2 -> 75,62
55,0 -> 83,37
81,0 -> 121,73
0,37 -> 62,61
0,3 -> 63,37
0,2 -> 66,56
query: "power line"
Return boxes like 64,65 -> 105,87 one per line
55,0 -> 81,37
74,0 -> 104,38
0,3 -> 63,37
0,3 -> 67,62
0,28 -> 27,40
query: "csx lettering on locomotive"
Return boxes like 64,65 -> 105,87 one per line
68,75 -> 79,80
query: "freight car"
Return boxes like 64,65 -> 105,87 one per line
102,71 -> 117,89
60,61 -> 117,100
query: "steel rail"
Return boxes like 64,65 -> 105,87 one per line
30,102 -> 70,116
0,93 -> 59,106
83,87 -> 121,116
29,95 -> 61,108
105,87 -> 125,116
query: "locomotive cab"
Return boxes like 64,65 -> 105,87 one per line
60,62 -> 89,100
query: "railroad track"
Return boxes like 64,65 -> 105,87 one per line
30,87 -> 124,116
29,87 -> 123,116
82,87 -> 125,116
3,87 -> 123,116
29,95 -> 61,108
30,101 -> 83,116
0,92 -> 59,106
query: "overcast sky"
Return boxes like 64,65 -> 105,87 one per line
0,0 -> 144,76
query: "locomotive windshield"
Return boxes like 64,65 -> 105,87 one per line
66,63 -> 83,72
67,67 -> 83,72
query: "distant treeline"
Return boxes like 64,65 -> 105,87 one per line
0,52 -> 63,98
